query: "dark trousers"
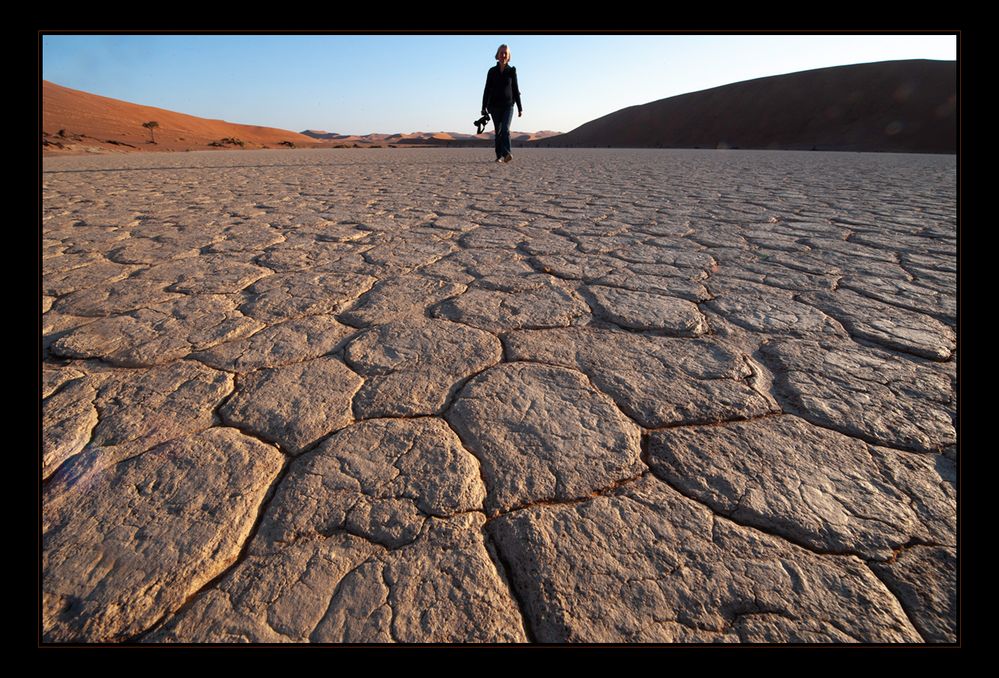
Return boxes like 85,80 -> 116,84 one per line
489,105 -> 514,159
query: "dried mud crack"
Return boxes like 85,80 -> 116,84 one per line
42,148 -> 957,644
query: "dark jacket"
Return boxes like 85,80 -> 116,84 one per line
482,65 -> 523,113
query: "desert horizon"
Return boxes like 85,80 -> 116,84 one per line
43,58 -> 955,156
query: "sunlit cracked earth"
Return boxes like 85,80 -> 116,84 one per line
42,148 -> 957,643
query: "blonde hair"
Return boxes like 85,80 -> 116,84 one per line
495,44 -> 510,61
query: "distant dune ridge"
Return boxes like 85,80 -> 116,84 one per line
299,130 -> 561,145
536,60 -> 956,153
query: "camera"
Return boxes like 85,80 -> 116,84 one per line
474,113 -> 491,135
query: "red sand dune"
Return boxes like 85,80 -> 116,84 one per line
43,81 -> 326,154
535,60 -> 956,153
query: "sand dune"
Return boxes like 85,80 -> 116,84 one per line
536,60 -> 956,153
43,81 -> 324,154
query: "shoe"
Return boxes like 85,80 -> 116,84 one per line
503,153 -> 513,163
496,157 -> 504,163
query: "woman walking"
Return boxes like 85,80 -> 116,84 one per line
481,44 -> 523,163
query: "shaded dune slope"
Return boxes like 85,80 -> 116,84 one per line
538,60 -> 955,153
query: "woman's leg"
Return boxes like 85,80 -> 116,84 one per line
489,107 -> 503,159
499,106 -> 514,158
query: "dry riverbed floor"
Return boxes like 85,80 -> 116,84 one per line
42,148 -> 957,643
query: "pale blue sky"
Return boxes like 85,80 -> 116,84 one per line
42,33 -> 957,136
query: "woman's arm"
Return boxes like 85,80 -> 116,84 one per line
512,68 -> 523,115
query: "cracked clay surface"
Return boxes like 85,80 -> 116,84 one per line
42,148 -> 957,643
